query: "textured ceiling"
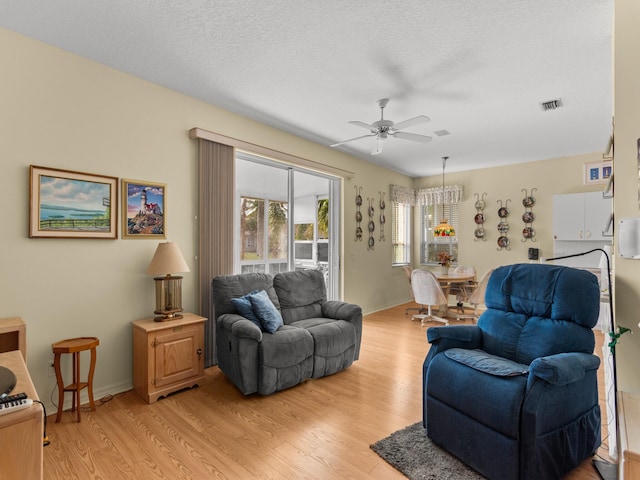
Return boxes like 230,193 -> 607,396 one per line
0,0 -> 613,177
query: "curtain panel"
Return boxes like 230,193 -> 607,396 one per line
416,185 -> 464,206
198,139 -> 235,367
390,184 -> 416,206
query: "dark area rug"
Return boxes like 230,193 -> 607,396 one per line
370,422 -> 486,480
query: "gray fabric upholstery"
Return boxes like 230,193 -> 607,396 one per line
273,269 -> 326,324
212,270 -> 362,395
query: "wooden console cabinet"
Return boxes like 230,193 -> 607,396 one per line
0,317 -> 26,361
0,350 -> 43,479
132,313 -> 205,403
619,391 -> 640,480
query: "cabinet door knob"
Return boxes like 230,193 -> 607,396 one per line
197,348 -> 202,358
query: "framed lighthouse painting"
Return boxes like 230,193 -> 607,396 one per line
122,179 -> 166,239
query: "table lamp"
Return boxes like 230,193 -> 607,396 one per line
146,242 -> 190,322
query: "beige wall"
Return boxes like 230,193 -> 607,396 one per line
0,28 -> 412,410
3,2 -> 638,410
614,0 -> 640,393
413,152 -> 607,280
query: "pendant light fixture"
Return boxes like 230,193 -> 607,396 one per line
434,156 -> 456,237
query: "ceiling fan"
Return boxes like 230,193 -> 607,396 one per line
330,98 -> 432,155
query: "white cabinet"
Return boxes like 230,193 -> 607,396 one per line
553,192 -> 612,241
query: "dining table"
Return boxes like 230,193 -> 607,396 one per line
434,271 -> 476,317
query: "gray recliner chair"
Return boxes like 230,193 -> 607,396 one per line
212,269 -> 362,395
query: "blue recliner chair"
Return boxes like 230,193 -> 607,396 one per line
423,263 -> 601,480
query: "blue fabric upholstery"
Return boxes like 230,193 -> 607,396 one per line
248,289 -> 284,333
423,263 -> 601,480
229,290 -> 261,328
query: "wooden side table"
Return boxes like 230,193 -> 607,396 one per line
52,336 -> 99,423
132,313 -> 205,403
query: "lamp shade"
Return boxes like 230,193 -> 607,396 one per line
146,242 -> 190,276
434,219 -> 456,237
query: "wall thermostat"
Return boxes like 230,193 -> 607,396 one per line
618,218 -> 640,259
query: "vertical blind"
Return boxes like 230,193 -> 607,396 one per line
198,139 -> 235,367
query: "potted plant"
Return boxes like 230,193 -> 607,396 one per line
437,251 -> 455,274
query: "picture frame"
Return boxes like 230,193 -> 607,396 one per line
29,165 -> 118,239
583,160 -> 613,185
122,179 -> 166,239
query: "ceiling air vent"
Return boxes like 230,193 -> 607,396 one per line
540,98 -> 563,111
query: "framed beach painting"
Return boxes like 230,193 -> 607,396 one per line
29,166 -> 118,239
122,179 -> 166,239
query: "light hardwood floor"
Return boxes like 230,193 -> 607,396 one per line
43,303 -> 611,479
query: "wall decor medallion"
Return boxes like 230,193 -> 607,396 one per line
521,188 -> 537,242
122,179 -> 166,239
29,165 -> 118,239
379,191 -> 386,242
367,197 -> 375,250
354,185 -> 363,241
496,199 -> 511,251
473,192 -> 488,242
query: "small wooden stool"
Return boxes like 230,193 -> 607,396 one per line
52,336 -> 99,423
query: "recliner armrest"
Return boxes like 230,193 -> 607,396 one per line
427,325 -> 482,350
322,301 -> 362,322
218,313 -> 263,342
529,352 -> 600,386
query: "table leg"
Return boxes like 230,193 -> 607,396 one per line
87,346 -> 97,412
73,352 -> 80,422
54,353 -> 63,423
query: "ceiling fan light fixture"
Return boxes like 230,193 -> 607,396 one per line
330,99 -> 434,154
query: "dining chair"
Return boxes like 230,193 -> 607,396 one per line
410,269 -> 449,326
403,266 -> 427,315
450,265 -> 477,314
455,268 -> 493,322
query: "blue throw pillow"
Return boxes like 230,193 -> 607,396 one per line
230,290 -> 261,329
249,290 -> 283,333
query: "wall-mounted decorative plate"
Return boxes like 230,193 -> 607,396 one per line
497,236 -> 510,248
522,211 -> 535,223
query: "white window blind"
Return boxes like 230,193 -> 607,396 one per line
420,203 -> 459,265
392,202 -> 411,265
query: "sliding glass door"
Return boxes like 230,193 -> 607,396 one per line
235,152 -> 340,299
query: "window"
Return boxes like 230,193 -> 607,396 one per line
235,153 -> 341,299
420,202 -> 459,265
239,196 -> 289,274
392,201 -> 411,265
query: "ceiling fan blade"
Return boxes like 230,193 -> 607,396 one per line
330,134 -> 376,148
391,115 -> 431,131
393,131 -> 433,143
372,136 -> 384,155
349,120 -> 378,132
